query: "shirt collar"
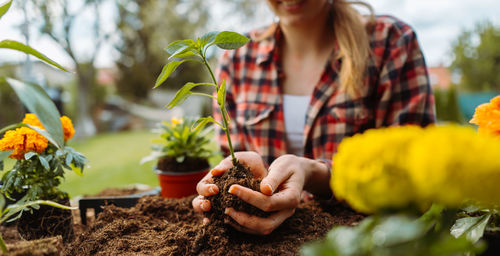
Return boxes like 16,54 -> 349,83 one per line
253,25 -> 281,65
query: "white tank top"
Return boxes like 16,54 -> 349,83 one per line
283,94 -> 310,156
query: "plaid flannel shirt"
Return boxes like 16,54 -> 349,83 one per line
214,15 -> 435,165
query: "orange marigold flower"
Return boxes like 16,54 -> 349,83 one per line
22,113 -> 43,128
0,127 -> 48,159
20,113 -> 75,142
470,95 -> 500,136
60,115 -> 75,141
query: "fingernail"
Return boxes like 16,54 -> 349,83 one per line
228,185 -> 240,196
262,183 -> 273,195
211,169 -> 224,176
224,208 -> 231,215
208,185 -> 218,195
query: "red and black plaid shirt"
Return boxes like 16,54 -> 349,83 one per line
214,15 -> 435,165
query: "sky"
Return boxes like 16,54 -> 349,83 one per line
1,0 -> 499,68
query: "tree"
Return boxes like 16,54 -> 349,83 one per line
32,0 -> 108,137
114,0 -> 260,102
451,22 -> 500,92
114,0 -> 210,101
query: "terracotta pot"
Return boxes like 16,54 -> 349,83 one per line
156,168 -> 209,198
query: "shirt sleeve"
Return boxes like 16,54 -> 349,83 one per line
214,50 -> 247,156
375,20 -> 436,127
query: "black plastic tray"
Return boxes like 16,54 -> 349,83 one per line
78,187 -> 160,225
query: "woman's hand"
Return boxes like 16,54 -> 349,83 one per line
192,151 -> 268,215
226,154 -> 331,235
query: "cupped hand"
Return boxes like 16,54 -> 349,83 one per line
226,154 -> 328,235
191,151 -> 268,215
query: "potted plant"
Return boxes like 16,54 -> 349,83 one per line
141,117 -> 214,198
0,113 -> 87,242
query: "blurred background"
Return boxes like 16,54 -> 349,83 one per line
0,0 -> 499,197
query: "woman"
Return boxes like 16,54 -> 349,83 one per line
193,0 -> 435,235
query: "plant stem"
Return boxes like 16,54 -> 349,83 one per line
203,56 -> 237,165
0,235 -> 6,253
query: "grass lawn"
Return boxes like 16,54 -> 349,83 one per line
59,130 -> 159,197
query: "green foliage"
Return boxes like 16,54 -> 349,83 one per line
451,207 -> 499,246
0,194 -> 75,253
141,118 -> 214,165
301,207 -> 483,256
0,144 -> 87,201
0,0 -> 12,19
156,31 -> 249,164
451,22 -> 500,92
433,86 -> 465,124
0,0 -> 69,148
0,40 -> 69,72
0,0 -> 86,201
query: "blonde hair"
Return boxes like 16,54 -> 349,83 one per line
254,1 -> 374,97
332,0 -> 374,97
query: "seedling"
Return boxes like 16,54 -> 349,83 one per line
154,31 -> 250,166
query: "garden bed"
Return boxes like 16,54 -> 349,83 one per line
65,195 -> 363,255
0,190 -> 364,255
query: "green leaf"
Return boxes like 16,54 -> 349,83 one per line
372,215 -> 426,246
200,31 -> 218,49
217,80 -> 226,106
25,124 -> 60,149
0,122 -> 22,135
165,82 -> 206,109
5,78 -> 64,148
0,151 -> 12,162
0,195 -> 5,212
24,152 -> 37,160
65,152 -> 73,166
165,39 -> 197,59
0,0 -> 12,21
38,155 -> 50,171
0,233 -> 7,253
0,40 -> 69,72
72,165 -> 83,177
451,214 -> 491,243
213,31 -> 250,50
192,117 -> 221,133
153,60 -> 186,88
175,155 -> 185,163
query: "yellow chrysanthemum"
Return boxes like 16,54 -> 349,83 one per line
408,125 -> 500,208
60,115 -> 75,141
470,95 -> 500,136
332,126 -> 425,213
0,127 -> 48,159
331,125 -> 500,214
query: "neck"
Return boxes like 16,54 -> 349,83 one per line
279,9 -> 333,58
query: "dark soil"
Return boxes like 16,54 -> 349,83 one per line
207,161 -> 270,226
16,196 -> 74,243
157,156 -> 209,173
64,195 -> 364,255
